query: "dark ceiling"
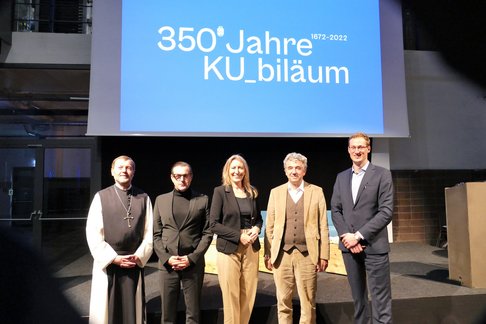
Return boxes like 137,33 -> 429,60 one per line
0,65 -> 90,137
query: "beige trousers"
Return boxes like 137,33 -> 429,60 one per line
217,242 -> 259,324
273,248 -> 317,324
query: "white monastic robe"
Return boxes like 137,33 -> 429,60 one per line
86,185 -> 153,324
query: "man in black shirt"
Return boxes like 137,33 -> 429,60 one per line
153,162 -> 213,324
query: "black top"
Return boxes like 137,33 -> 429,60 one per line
172,189 -> 192,227
236,196 -> 252,229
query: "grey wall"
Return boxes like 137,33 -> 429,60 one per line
1,32 -> 90,64
389,50 -> 486,170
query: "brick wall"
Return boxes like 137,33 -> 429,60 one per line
392,170 -> 486,244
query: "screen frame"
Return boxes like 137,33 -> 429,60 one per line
87,0 -> 409,138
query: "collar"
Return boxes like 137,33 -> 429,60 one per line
287,181 -> 305,192
352,161 -> 369,174
114,184 -> 132,191
173,188 -> 192,199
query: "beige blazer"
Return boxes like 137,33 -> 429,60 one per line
264,182 -> 330,265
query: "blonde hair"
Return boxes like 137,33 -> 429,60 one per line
222,154 -> 258,198
348,132 -> 371,147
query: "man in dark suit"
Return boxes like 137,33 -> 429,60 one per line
153,161 -> 213,324
331,132 -> 394,324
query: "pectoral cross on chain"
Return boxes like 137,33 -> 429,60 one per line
124,212 -> 134,228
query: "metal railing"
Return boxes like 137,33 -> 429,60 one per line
13,0 -> 93,34
0,210 -> 87,221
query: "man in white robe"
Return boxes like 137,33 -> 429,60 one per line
86,155 -> 153,324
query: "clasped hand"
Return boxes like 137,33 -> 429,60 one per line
113,255 -> 140,268
240,227 -> 259,246
340,233 -> 365,254
168,255 -> 190,271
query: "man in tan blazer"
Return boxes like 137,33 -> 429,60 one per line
264,152 -> 330,324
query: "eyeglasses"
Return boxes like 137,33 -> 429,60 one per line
348,145 -> 368,151
172,173 -> 192,181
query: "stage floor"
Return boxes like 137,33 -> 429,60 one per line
51,241 -> 486,323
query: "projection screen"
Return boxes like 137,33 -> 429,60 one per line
87,0 -> 409,137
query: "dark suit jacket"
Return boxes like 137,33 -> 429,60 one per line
209,185 -> 263,254
153,189 -> 213,268
331,163 -> 394,254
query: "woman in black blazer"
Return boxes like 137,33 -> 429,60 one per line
209,154 -> 263,324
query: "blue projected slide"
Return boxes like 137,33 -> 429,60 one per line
120,0 -> 383,135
